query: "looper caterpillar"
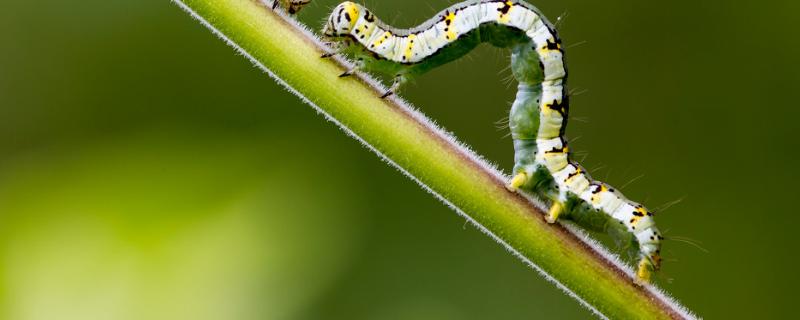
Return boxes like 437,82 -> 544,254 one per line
319,0 -> 665,284
267,0 -> 311,14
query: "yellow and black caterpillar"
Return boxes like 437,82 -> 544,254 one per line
309,0 -> 664,283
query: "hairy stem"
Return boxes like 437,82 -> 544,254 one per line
171,0 -> 696,318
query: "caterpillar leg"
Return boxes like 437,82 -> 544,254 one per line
380,75 -> 408,99
636,258 -> 655,285
506,172 -> 528,192
338,58 -> 364,77
546,201 -> 564,224
506,171 -> 565,224
320,38 -> 352,58
506,74 -> 542,191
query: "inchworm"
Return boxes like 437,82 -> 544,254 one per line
267,0 -> 312,14
317,0 -> 664,284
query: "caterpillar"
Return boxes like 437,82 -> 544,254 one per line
267,0 -> 312,14
321,0 -> 663,284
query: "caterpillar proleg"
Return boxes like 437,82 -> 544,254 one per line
322,0 -> 664,284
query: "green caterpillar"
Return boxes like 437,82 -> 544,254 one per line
319,0 -> 663,284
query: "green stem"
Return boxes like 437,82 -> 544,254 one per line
171,0 -> 696,318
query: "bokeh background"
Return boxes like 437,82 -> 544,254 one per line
1,0 -> 798,318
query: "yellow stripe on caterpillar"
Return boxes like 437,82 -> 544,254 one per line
444,11 -> 458,41
343,2 -> 359,29
403,34 -> 417,62
498,1 -> 514,24
371,31 -> 392,49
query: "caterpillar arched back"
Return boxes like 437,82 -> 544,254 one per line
321,0 -> 664,284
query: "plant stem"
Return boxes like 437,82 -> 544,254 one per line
171,0 -> 697,318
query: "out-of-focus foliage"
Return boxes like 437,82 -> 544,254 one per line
0,0 -> 798,319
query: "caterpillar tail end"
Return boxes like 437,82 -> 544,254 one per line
270,0 -> 311,15
546,202 -> 563,224
287,0 -> 311,15
635,258 -> 654,285
506,172 -> 528,192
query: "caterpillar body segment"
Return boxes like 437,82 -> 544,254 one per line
322,0 -> 663,284
322,1 -> 532,96
268,0 -> 311,14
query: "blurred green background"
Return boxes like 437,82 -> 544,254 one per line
1,0 -> 798,318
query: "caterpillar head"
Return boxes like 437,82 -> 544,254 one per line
323,2 -> 360,38
641,247 -> 662,272
650,252 -> 662,270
